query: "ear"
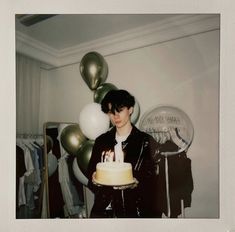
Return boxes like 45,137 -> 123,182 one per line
129,107 -> 134,115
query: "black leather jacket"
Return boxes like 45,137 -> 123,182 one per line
87,125 -> 162,218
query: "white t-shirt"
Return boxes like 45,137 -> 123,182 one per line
114,133 -> 129,162
105,132 -> 130,210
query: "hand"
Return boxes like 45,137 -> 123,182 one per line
101,150 -> 115,162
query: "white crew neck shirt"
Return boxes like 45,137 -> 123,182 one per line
114,133 -> 130,162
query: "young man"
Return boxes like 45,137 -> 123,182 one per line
87,90 -> 162,218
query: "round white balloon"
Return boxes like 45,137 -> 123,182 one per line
139,105 -> 194,155
72,158 -> 88,186
48,152 -> 58,177
79,102 -> 110,140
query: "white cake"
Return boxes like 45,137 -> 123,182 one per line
94,162 -> 134,186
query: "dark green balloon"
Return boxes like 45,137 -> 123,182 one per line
80,52 -> 108,90
76,140 -> 94,177
94,83 -> 118,103
60,124 -> 87,156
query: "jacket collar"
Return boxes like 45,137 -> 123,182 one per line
108,124 -> 139,145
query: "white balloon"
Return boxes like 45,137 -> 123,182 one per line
79,102 -> 110,140
48,152 -> 58,177
72,158 -> 88,186
139,105 -> 194,155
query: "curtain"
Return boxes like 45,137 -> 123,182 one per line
16,53 -> 42,134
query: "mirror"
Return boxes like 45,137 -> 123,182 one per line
41,121 -> 92,218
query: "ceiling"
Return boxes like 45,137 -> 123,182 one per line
15,14 -> 177,51
15,14 -> 219,68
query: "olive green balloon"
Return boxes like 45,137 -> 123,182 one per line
60,124 -> 87,156
79,52 -> 108,90
76,140 -> 94,177
94,83 -> 118,103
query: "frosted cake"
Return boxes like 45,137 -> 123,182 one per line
93,162 -> 134,186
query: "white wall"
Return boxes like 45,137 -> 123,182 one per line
40,29 -> 220,218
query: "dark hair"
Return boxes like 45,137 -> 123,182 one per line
101,89 -> 135,114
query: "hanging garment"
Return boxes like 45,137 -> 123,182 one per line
16,146 -> 26,208
155,140 -> 194,218
24,144 -> 38,210
16,136 -> 44,216
33,142 -> 43,170
16,142 -> 35,206
46,127 -> 66,218
16,141 -> 34,177
58,149 -> 83,216
18,176 -> 26,206
30,144 -> 42,192
67,155 -> 84,203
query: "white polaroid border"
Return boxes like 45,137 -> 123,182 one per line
1,0 -> 235,232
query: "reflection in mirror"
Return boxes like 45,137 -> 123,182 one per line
41,122 -> 88,218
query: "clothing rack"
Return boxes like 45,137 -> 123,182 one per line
16,134 -> 44,146
16,133 -> 43,138
16,133 -> 45,218
146,125 -> 193,218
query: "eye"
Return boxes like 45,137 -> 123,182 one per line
117,107 -> 124,112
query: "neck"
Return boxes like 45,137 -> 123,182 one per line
116,122 -> 132,136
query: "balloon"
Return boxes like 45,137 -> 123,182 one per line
72,157 -> 88,185
139,105 -> 194,155
48,152 -> 58,177
60,124 -> 87,156
94,83 -> 118,103
79,52 -> 108,90
79,102 -> 110,140
76,140 -> 94,177
131,99 -> 140,125
58,123 -> 70,138
46,135 -> 53,153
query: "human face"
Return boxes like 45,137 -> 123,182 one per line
107,104 -> 133,129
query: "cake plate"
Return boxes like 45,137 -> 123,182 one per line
92,177 -> 138,189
